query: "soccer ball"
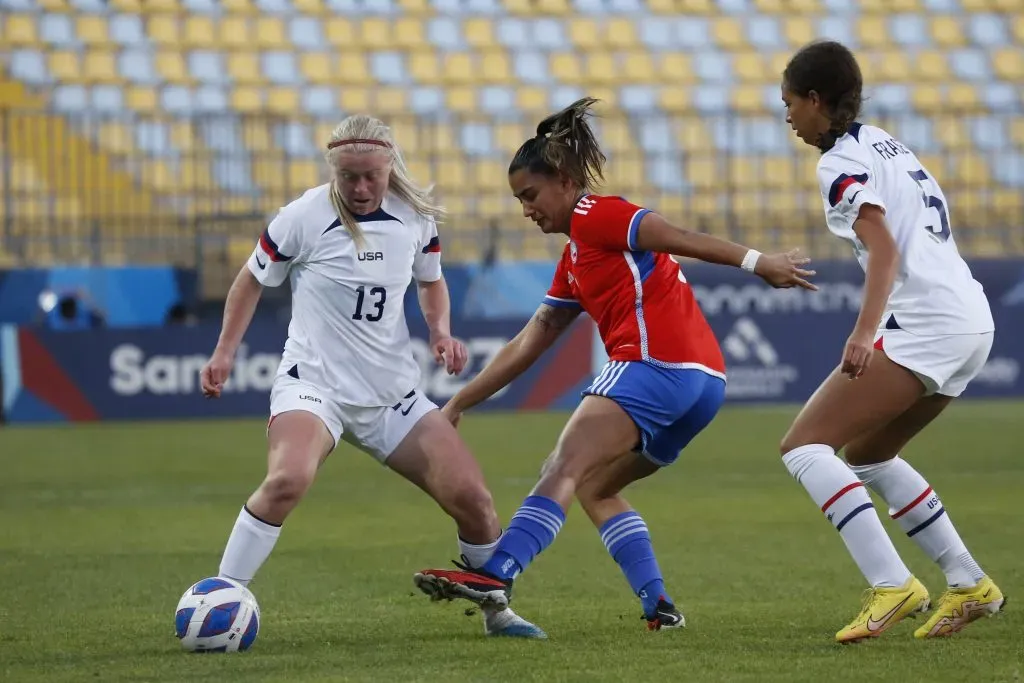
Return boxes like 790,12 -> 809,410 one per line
174,577 -> 260,653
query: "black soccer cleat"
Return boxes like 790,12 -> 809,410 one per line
644,597 -> 686,631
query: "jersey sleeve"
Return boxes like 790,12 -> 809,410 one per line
412,217 -> 442,283
247,206 -> 306,288
816,147 -> 886,240
542,244 -> 582,309
574,196 -> 651,251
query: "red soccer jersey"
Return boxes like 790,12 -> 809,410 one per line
543,194 -> 726,378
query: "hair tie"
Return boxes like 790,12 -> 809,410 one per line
326,138 -> 392,151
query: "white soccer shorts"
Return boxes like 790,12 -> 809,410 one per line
268,377 -> 438,463
874,327 -> 993,397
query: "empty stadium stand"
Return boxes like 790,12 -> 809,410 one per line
0,0 -> 1022,274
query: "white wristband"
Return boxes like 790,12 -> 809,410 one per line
740,249 -> 761,273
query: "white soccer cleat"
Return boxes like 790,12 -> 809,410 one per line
483,606 -> 548,639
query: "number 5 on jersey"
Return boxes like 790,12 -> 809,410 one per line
353,285 -> 386,322
908,169 -> 950,243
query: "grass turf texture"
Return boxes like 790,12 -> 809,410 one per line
1,403 -> 1021,682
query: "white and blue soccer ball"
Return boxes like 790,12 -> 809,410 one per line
174,577 -> 260,653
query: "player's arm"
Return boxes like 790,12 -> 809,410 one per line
446,303 -> 581,414
417,275 -> 468,375
633,213 -> 817,290
201,266 -> 264,397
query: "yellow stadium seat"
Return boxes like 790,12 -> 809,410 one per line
231,86 -> 263,112
394,17 -> 425,49
569,18 -> 601,50
227,53 -> 262,85
184,16 -> 216,48
622,52 -> 658,84
399,0 -> 431,14
481,50 -> 512,84
675,119 -> 713,152
856,16 -> 889,49
606,18 -> 638,49
679,0 -> 713,12
48,50 -> 82,81
375,87 -> 407,114
503,0 -> 534,15
911,84 -> 942,113
340,87 -> 371,112
324,18 -> 356,47
587,86 -> 617,109
734,52 -> 767,82
338,53 -> 372,84
930,16 -> 966,48
408,51 -> 441,84
37,0 -> 69,9
97,122 -> 133,155
218,16 -> 252,49
142,0 -> 180,10
76,16 -> 109,45
733,85 -> 765,113
360,18 -> 392,49
287,160 -> 324,190
954,154 -> 992,187
5,15 -> 39,46
762,157 -> 796,190
464,18 -> 494,48
537,0 -> 572,14
659,87 -> 691,113
516,86 -> 548,112
148,15 -> 181,46
109,0 -> 143,11
584,52 -> 619,85
783,17 -> 814,47
597,118 -> 634,154
947,83 -> 979,110
1013,16 -> 1024,44
171,121 -> 198,153
647,0 -> 678,14
84,51 -> 119,83
551,52 -> 581,82
992,48 -> 1023,81
300,53 -> 333,84
789,0 -> 821,9
959,0 -> 992,9
221,0 -> 257,14
496,121 -> 532,153
446,87 -> 476,114
443,53 -> 477,85
713,18 -> 745,51
913,50 -> 950,82
769,52 -> 789,79
127,86 -> 158,113
686,158 -> 723,191
659,53 -> 695,84
255,17 -> 287,49
292,0 -> 327,14
934,119 -> 968,150
266,87 -> 299,116
876,50 -> 912,82
754,0 -> 784,12
1011,120 -> 1024,146
437,159 -> 467,193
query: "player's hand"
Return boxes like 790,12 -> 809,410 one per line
200,348 -> 234,398
441,400 -> 463,428
754,249 -> 818,291
431,335 -> 468,375
841,328 -> 875,379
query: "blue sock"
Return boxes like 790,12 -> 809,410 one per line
483,495 -> 565,580
600,511 -> 669,616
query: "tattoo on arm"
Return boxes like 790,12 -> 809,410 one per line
532,304 -> 580,335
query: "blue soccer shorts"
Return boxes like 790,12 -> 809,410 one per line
583,360 -> 726,466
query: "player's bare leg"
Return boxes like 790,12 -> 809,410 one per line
577,453 -> 685,630
781,351 -> 932,641
219,410 -> 334,586
844,395 -> 1005,638
416,397 -> 640,611
391,410 -> 546,638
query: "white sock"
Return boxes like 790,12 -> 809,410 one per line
218,506 -> 282,587
850,457 -> 985,588
458,533 -> 501,570
783,444 -> 911,588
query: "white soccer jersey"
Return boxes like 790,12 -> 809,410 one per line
816,122 -> 994,336
247,185 -> 442,407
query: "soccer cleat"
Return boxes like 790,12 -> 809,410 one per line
414,567 -> 512,611
914,576 -> 1006,639
644,597 -> 685,631
483,606 -> 548,639
835,576 -> 930,643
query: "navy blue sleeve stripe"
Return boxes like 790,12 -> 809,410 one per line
827,173 -> 868,207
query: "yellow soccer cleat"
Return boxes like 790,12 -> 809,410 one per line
835,576 -> 931,643
914,576 -> 1006,639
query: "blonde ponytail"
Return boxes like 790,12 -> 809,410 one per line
324,115 -> 445,249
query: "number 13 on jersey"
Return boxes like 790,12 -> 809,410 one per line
353,285 -> 386,322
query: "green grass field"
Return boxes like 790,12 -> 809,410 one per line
1,403 -> 1022,682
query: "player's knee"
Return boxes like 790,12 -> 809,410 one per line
779,428 -> 809,457
449,482 -> 497,530
259,468 -> 314,510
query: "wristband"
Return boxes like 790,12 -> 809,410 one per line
740,249 -> 761,273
